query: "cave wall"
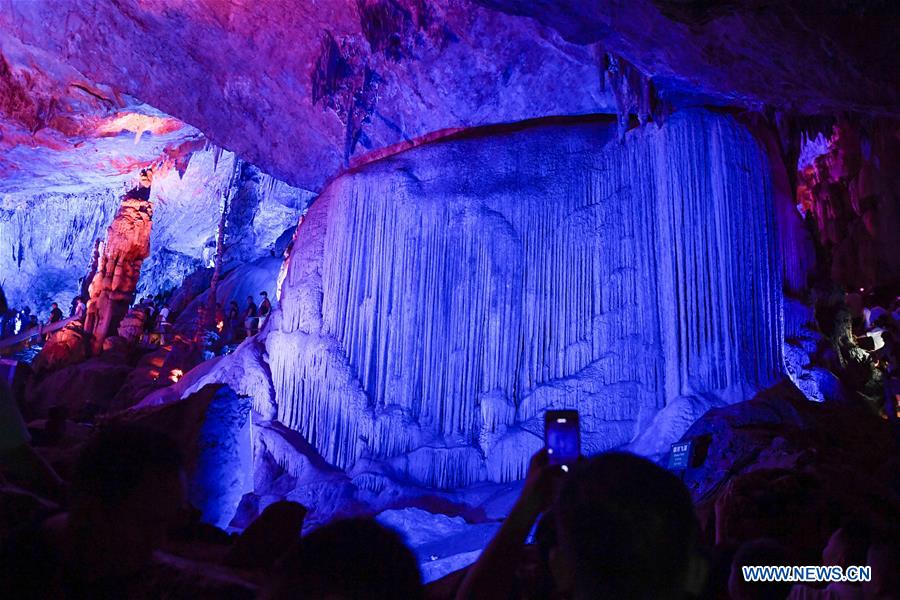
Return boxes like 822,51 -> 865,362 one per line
0,144 -> 308,318
137,146 -> 311,302
196,108 -> 784,491
0,189 -> 120,312
0,32 -> 311,315
4,1 -> 894,209
474,0 -> 899,115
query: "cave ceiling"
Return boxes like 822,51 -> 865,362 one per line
0,0 -> 897,197
476,0 -> 900,115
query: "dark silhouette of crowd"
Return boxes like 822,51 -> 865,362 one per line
1,421 -> 186,597
2,394 -> 895,600
0,290 -> 83,342
0,282 -> 269,353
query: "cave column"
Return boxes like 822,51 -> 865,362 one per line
84,170 -> 154,354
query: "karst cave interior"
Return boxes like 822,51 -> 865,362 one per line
0,1 -> 898,598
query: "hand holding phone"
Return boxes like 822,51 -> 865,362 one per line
544,409 -> 580,469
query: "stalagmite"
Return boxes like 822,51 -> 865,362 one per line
84,170 -> 154,354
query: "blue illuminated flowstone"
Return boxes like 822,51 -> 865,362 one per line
193,108 -> 785,501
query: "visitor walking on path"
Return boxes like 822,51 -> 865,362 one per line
259,291 -> 271,326
49,302 -> 63,324
157,303 -> 171,345
227,300 -> 241,343
73,297 -> 86,323
244,296 -> 258,337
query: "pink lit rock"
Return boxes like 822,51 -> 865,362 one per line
31,322 -> 88,377
84,186 -> 154,354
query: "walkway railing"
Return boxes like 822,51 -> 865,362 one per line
0,316 -> 79,354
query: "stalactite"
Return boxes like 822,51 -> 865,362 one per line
213,109 -> 783,488
600,52 -> 663,139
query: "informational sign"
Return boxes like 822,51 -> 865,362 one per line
668,440 -> 693,470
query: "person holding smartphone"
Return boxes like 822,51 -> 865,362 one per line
457,409 -> 705,600
456,410 -> 573,599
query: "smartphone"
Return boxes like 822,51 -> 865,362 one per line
544,409 -> 580,469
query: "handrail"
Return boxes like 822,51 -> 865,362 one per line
0,315 -> 79,352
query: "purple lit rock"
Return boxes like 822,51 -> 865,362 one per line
677,382 -> 898,555
3,1 -> 894,207
0,0 -> 611,193
0,37 -> 307,312
0,137 -> 305,314
121,384 -> 253,529
26,357 -> 132,420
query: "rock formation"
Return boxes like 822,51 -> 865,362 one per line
26,357 -> 133,420
3,1 -> 895,198
190,109 -> 784,497
797,118 -> 900,292
475,0 -> 900,115
0,33 -> 308,314
84,174 -> 154,354
0,142 -> 308,316
1,0 -> 896,559
30,323 -> 88,376
116,307 -> 148,344
120,384 -> 253,529
676,381 -> 898,560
